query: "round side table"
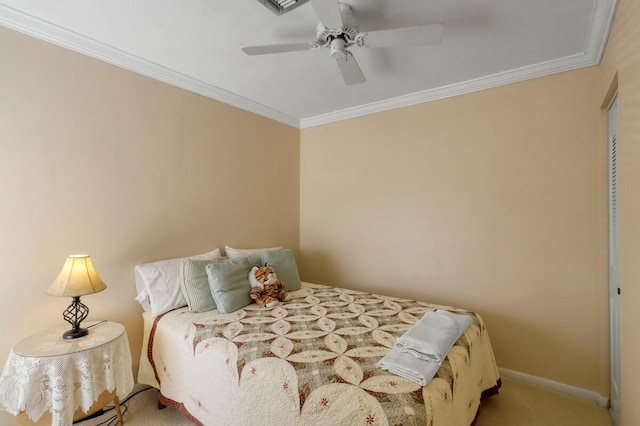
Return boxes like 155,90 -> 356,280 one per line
0,321 -> 134,426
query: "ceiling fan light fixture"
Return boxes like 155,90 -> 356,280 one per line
329,38 -> 347,60
257,0 -> 310,15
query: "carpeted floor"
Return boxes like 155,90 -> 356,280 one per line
78,377 -> 613,426
475,378 -> 612,426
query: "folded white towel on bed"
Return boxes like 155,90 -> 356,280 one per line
378,310 -> 473,387
396,310 -> 473,364
378,350 -> 441,387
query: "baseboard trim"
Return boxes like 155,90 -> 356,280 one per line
498,368 -> 609,408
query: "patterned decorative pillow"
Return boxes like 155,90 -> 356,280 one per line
262,248 -> 302,291
180,258 -> 221,313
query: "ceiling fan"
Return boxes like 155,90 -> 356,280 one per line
242,0 -> 445,85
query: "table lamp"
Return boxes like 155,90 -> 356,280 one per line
46,254 -> 107,339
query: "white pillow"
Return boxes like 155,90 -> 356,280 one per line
224,246 -> 281,259
134,248 -> 221,317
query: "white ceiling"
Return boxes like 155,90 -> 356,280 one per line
0,0 -> 617,128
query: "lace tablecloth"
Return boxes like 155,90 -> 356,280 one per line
0,321 -> 134,426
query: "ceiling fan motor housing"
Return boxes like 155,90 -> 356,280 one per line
315,3 -> 359,54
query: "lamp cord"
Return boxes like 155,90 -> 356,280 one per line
87,320 -> 108,329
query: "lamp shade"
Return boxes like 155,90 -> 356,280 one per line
46,254 -> 107,297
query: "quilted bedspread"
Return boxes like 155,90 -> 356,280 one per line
142,283 -> 500,426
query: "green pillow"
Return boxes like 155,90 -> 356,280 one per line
180,258 -> 218,313
262,249 -> 302,291
206,258 -> 253,313
246,252 -> 264,268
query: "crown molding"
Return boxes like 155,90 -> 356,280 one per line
0,4 -> 300,129
299,0 -> 618,128
1,0 -> 617,130
587,0 -> 619,62
299,52 -> 593,128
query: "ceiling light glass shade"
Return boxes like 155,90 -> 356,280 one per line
46,254 -> 107,297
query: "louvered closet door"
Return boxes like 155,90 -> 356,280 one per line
608,96 -> 621,426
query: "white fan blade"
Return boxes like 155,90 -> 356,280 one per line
241,42 -> 316,55
311,0 -> 343,29
335,51 -> 365,85
362,23 -> 445,48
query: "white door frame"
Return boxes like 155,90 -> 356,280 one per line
608,95 -> 621,426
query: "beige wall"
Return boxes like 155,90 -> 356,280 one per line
0,27 -> 299,423
599,0 -> 640,423
300,67 -> 609,394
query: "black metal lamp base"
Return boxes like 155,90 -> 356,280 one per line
61,296 -> 90,340
63,327 -> 89,340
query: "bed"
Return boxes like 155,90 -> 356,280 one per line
138,282 -> 500,426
